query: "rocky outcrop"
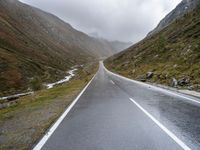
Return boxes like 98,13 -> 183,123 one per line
171,78 -> 178,87
178,78 -> 190,86
146,72 -> 154,79
148,0 -> 200,36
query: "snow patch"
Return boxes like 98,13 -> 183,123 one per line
0,68 -> 78,100
46,68 -> 77,89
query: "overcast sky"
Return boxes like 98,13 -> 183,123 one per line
20,0 -> 181,43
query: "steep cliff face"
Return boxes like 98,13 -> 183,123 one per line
148,0 -> 199,36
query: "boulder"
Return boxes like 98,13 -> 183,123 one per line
188,84 -> 200,90
171,78 -> 178,87
178,78 -> 190,86
146,72 -> 154,79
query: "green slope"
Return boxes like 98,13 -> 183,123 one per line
105,4 -> 200,91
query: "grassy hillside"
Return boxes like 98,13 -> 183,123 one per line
105,4 -> 200,91
0,62 -> 98,149
0,0 -> 110,96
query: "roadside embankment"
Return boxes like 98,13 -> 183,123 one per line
0,62 -> 98,150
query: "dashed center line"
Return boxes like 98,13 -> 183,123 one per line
110,80 -> 115,85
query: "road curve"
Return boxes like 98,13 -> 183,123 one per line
34,62 -> 200,150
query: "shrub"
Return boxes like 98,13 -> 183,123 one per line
30,77 -> 43,91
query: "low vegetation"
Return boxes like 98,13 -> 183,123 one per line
0,0 -> 131,97
105,5 -> 200,92
0,62 -> 98,150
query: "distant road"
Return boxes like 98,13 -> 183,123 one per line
34,62 -> 200,150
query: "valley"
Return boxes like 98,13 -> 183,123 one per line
0,0 -> 129,97
0,0 -> 200,149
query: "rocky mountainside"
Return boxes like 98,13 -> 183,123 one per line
148,0 -> 199,36
105,1 -> 200,91
0,0 -> 122,96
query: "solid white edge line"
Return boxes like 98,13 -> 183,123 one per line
129,98 -> 191,150
102,62 -> 200,104
33,72 -> 97,150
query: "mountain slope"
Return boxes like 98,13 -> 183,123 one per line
105,40 -> 132,54
95,38 -> 132,55
105,2 -> 200,91
148,0 -> 199,36
0,0 -> 114,96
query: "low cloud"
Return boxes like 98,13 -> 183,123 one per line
20,0 -> 181,43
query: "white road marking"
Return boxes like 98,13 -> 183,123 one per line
33,73 -> 97,150
103,63 -> 200,104
129,98 -> 191,150
110,80 -> 115,85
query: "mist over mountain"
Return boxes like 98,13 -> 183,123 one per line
0,0 -> 127,96
95,38 -> 132,55
89,32 -> 132,54
148,0 -> 199,36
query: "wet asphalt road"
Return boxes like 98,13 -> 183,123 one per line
40,62 -> 200,150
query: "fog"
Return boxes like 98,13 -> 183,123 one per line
20,0 -> 181,43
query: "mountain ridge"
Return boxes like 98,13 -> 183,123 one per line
105,1 -> 200,91
0,0 -> 128,96
148,0 -> 199,36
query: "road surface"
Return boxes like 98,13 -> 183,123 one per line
34,62 -> 200,150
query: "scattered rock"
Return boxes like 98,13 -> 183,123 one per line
122,61 -> 130,67
171,78 -> 178,87
188,84 -> 200,90
132,69 -> 136,73
136,75 -> 146,82
154,54 -> 159,58
173,64 -> 177,68
178,78 -> 190,86
146,72 -> 154,79
188,86 -> 194,90
140,79 -> 146,82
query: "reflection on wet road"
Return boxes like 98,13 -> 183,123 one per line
37,62 -> 200,150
